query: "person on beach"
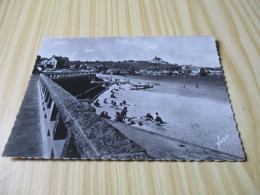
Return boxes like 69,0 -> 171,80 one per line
111,108 -> 126,122
129,120 -> 135,125
121,106 -> 127,115
146,113 -> 153,121
154,112 -> 165,125
115,112 -> 124,123
121,107 -> 128,122
100,111 -> 111,119
122,100 -> 126,105
111,93 -> 116,98
111,100 -> 117,107
94,99 -> 100,107
138,121 -> 143,126
103,98 -> 108,103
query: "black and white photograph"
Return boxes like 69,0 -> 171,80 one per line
3,36 -> 245,161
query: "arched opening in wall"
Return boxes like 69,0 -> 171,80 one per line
62,134 -> 81,158
50,104 -> 58,121
44,91 -> 50,102
47,96 -> 52,108
51,149 -> 54,158
53,116 -> 68,140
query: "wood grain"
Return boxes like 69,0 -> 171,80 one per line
0,0 -> 259,194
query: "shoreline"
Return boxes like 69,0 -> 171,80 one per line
97,74 -> 230,102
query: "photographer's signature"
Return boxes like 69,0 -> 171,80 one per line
217,135 -> 230,150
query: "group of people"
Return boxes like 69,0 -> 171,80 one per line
94,96 -> 129,123
110,89 -> 116,98
95,96 -> 128,109
110,100 -> 127,108
95,99 -> 166,126
98,106 -> 128,123
115,106 -> 128,123
93,85 -> 166,127
146,112 -> 166,125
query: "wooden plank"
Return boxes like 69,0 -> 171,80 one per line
0,0 -> 259,194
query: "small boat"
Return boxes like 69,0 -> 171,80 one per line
130,84 -> 154,90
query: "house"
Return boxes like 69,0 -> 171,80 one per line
42,56 -> 69,69
190,69 -> 200,76
139,70 -> 148,75
80,64 -> 87,69
107,68 -> 120,74
208,70 -> 222,76
39,58 -> 48,67
159,69 -> 170,75
171,70 -> 179,75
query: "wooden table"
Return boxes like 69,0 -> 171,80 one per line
0,0 -> 259,194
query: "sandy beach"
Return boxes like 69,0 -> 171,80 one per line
92,74 -> 244,157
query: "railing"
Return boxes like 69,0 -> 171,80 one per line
39,74 -> 150,159
43,71 -> 95,79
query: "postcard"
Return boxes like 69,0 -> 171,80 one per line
3,36 -> 245,160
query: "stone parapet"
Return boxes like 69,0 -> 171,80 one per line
40,74 -> 152,159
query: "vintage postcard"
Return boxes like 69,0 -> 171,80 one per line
3,36 -> 245,160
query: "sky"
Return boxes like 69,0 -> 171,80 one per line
38,36 -> 221,68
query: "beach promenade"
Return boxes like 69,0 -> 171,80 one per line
108,120 -> 244,161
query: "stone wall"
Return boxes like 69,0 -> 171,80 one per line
40,74 -> 153,159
